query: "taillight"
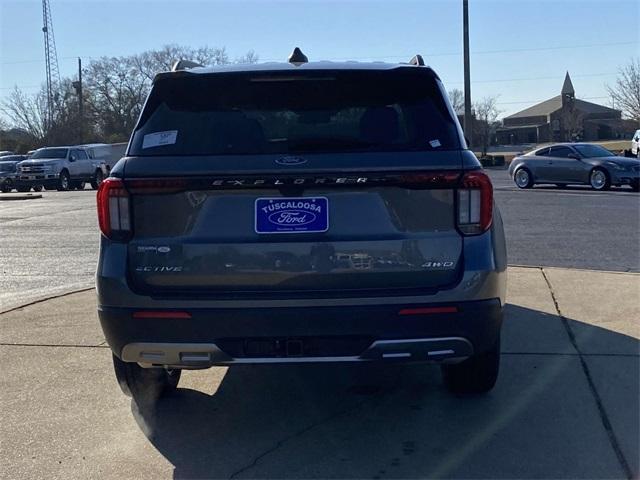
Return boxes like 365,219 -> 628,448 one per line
457,170 -> 493,235
97,178 -> 131,240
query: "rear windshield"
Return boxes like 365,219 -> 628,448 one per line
31,148 -> 68,159
129,69 -> 461,156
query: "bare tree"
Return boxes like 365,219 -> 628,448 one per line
606,58 -> 640,121
560,106 -> 585,141
236,50 -> 259,64
1,87 -> 48,140
1,81 -> 81,146
448,88 -> 464,113
473,96 -> 500,156
2,44 -> 259,146
83,56 -> 149,142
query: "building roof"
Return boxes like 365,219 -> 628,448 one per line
504,72 -> 621,121
561,72 -> 575,96
504,95 -> 563,119
505,95 -> 620,119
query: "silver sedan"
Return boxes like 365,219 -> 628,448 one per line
508,143 -> 640,191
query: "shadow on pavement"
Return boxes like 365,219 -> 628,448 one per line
130,304 -> 639,479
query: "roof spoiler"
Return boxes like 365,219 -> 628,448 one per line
409,55 -> 425,66
171,59 -> 204,72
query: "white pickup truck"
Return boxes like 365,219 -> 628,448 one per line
16,146 -> 108,191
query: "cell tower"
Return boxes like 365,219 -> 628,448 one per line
42,0 -> 61,127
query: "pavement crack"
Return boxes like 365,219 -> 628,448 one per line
0,287 -> 94,316
228,399 -> 368,479
541,268 -> 633,480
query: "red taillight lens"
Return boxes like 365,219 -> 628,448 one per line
97,178 -> 131,240
457,170 -> 493,235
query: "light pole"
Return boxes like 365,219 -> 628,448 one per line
72,57 -> 83,143
463,0 -> 472,148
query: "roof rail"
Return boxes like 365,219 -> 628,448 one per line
171,59 -> 204,72
409,54 -> 425,66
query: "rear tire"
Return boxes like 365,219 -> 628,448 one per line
57,170 -> 70,191
91,169 -> 104,190
514,168 -> 533,189
631,180 -> 640,192
441,339 -> 500,395
112,354 -> 181,403
32,184 -> 43,192
1,180 -> 12,193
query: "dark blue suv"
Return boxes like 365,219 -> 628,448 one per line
96,51 -> 507,402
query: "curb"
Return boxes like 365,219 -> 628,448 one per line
508,264 -> 640,276
0,194 -> 43,201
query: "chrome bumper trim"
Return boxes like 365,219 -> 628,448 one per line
121,337 -> 474,368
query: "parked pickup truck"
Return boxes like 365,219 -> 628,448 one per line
17,146 -> 108,191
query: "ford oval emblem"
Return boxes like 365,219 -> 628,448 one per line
275,156 -> 307,166
268,210 -> 317,226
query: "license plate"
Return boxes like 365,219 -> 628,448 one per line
255,197 -> 329,234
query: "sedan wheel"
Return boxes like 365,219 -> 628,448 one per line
514,168 -> 533,189
589,168 -> 610,191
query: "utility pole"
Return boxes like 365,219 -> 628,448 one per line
72,58 -> 83,143
463,0 -> 472,148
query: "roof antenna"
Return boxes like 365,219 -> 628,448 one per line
288,47 -> 308,66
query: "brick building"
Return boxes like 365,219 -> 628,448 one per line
496,73 -> 625,144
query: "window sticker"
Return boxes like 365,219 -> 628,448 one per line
429,139 -> 442,148
142,130 -> 178,149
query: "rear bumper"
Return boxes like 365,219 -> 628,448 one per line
99,298 -> 502,367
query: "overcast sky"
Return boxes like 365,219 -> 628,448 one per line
0,0 -> 637,119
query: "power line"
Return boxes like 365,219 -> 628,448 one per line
496,96 -> 609,105
0,40 -> 636,65
258,41 -> 638,62
447,72 -> 616,85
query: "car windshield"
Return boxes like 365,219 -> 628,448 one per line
31,148 -> 68,159
129,69 -> 461,156
572,144 -> 613,158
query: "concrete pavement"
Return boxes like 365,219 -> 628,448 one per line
0,266 -> 638,479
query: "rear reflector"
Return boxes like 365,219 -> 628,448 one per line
399,306 -> 458,315
132,311 -> 192,319
457,170 -> 493,235
97,178 -> 131,240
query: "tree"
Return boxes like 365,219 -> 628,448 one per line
83,56 -> 148,142
448,88 -> 464,113
2,44 -> 259,146
132,44 -> 233,82
236,50 -> 259,64
473,96 -> 500,156
606,58 -> 640,121
1,80 -> 82,147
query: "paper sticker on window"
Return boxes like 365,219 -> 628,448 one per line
142,130 -> 178,149
429,139 -> 442,148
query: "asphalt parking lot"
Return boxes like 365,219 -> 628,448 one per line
0,169 -> 638,479
0,169 -> 638,311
